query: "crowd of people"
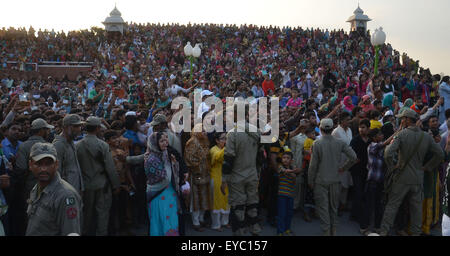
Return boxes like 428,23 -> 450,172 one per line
1,22 -> 450,236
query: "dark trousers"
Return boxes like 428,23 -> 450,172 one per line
394,196 -> 410,232
130,166 -> 148,228
177,194 -> 188,236
360,181 -> 384,229
10,199 -> 27,236
351,172 -> 366,221
267,175 -> 279,225
108,189 -> 130,235
0,211 -> 10,235
1,188 -> 13,236
276,195 -> 294,234
9,178 -> 32,236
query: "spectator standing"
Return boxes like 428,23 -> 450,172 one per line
184,125 -> 212,232
145,132 -> 181,236
331,112 -> 353,215
348,119 -> 370,223
262,74 -> 275,96
209,132 -> 230,232
439,76 -> 450,124
276,150 -> 300,236
359,128 -> 393,235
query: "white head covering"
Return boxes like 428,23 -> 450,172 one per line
384,110 -> 394,117
201,90 -> 213,98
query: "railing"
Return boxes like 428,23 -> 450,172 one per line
5,61 -> 38,71
38,61 -> 94,67
4,61 -> 93,71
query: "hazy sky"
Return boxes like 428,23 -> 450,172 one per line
1,0 -> 449,75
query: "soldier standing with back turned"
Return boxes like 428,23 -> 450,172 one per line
308,118 -> 357,236
222,105 -> 262,236
76,116 -> 120,236
378,109 -> 444,236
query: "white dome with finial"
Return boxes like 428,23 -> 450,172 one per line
110,5 -> 122,17
354,4 -> 364,14
103,4 -> 125,24
102,4 -> 126,34
346,4 -> 371,32
347,4 -> 371,22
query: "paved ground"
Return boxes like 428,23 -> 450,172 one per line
132,209 -> 442,236
184,210 -> 442,236
183,210 -> 363,236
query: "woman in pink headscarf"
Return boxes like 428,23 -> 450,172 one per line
360,95 -> 375,113
342,96 -> 354,114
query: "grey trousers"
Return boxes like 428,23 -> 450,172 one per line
293,175 -> 304,210
82,186 -> 112,236
380,183 -> 423,236
314,183 -> 341,234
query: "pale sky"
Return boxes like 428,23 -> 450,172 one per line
1,0 -> 449,75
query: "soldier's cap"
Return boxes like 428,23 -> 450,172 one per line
320,118 -> 334,130
86,116 -> 102,126
150,114 -> 167,127
396,108 -> 418,119
30,142 -> 57,162
63,114 -> 85,126
31,118 -> 54,130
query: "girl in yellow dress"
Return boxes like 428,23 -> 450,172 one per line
209,132 -> 230,231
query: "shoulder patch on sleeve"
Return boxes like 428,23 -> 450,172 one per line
66,207 -> 78,219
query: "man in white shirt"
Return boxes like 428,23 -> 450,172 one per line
331,112 -> 353,214
197,90 -> 214,120
439,108 -> 450,135
164,77 -> 192,98
288,119 -> 309,212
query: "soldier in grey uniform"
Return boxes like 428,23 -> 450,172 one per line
222,106 -> 262,236
308,118 -> 357,236
53,114 -> 84,194
26,142 -> 82,236
379,108 -> 444,236
76,116 -> 120,236
12,118 -> 54,235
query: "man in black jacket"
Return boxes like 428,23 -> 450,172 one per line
348,119 -> 371,224
323,67 -> 337,92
